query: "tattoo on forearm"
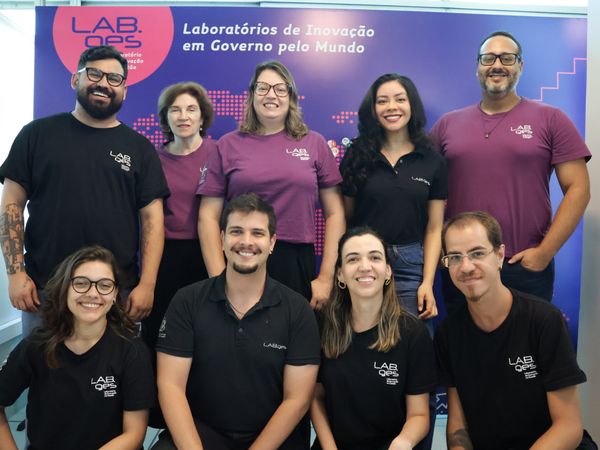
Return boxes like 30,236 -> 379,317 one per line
448,429 -> 473,450
0,203 -> 25,274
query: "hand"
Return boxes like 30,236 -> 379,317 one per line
388,436 -> 413,450
310,276 -> 333,311
416,283 -> 438,319
8,272 -> 39,312
126,282 -> 155,320
508,247 -> 552,272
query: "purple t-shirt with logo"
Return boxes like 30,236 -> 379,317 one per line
158,139 -> 216,239
197,130 -> 342,243
430,98 -> 591,257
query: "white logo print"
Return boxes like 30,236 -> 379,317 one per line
286,148 -> 310,161
263,342 -> 287,350
510,125 -> 533,139
508,355 -> 538,379
199,165 -> 208,184
411,176 -> 431,186
91,375 -> 118,397
109,151 -> 132,171
158,318 -> 167,339
373,361 -> 399,385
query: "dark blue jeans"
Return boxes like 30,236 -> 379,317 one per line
442,258 -> 555,316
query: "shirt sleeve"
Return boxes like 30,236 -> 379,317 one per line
314,133 -> 342,189
0,339 -> 34,407
196,139 -> 227,197
548,108 -> 592,166
433,322 -> 455,388
0,122 -> 35,193
137,138 -> 171,209
404,318 -> 437,394
121,338 -> 156,411
286,296 -> 321,366
156,285 -> 198,357
535,305 -> 587,391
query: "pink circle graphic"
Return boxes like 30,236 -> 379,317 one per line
53,7 -> 174,86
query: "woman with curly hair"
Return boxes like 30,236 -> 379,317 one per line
311,227 -> 436,450
0,246 -> 154,450
198,60 -> 345,309
340,74 -> 447,330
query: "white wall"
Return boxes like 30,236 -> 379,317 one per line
579,0 -> 600,439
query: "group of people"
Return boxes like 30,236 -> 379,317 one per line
0,28 -> 594,450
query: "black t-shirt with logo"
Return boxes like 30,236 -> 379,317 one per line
156,272 -> 321,446
0,327 -> 155,450
317,315 -> 436,450
434,289 -> 587,450
343,144 -> 447,245
0,113 -> 170,289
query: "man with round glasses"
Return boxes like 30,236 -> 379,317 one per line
431,30 -> 591,312
0,45 -> 169,336
435,211 -> 594,450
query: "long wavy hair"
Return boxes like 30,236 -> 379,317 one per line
31,246 -> 136,368
340,73 -> 434,196
239,60 -> 308,139
320,227 -> 405,358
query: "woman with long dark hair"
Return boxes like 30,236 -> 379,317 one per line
340,74 -> 447,330
198,60 -> 345,309
311,227 -> 436,450
0,246 -> 154,450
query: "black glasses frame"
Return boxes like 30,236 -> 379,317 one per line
70,276 -> 117,295
254,82 -> 290,98
477,53 -> 521,66
77,67 -> 126,87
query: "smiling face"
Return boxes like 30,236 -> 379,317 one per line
67,260 -> 117,327
337,234 -> 392,302
252,68 -> 290,132
374,80 -> 411,136
167,93 -> 203,141
444,221 -> 505,303
72,58 -> 127,120
222,210 -> 276,275
477,35 -> 523,98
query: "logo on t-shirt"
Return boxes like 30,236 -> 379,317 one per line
286,148 -> 310,161
199,164 -> 208,184
508,354 -> 538,380
158,318 -> 167,339
373,361 -> 399,385
109,151 -> 132,171
411,176 -> 431,186
510,125 -> 533,139
263,342 -> 287,350
91,375 -> 118,397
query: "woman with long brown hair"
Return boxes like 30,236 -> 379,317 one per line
311,227 -> 436,450
0,246 -> 154,450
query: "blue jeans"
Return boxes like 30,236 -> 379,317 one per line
387,242 -> 433,334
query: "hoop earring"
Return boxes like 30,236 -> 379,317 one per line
337,280 -> 346,289
384,278 -> 391,286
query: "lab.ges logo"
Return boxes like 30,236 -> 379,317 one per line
511,124 -> 533,139
373,361 -> 399,385
91,375 -> 118,397
508,354 -> 538,380
110,150 -> 132,172
286,148 -> 310,161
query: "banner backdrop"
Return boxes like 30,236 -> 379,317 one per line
36,5 -> 586,356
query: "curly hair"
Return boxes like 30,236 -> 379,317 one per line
240,60 -> 308,140
31,246 -> 136,368
320,227 -> 406,358
340,73 -> 434,196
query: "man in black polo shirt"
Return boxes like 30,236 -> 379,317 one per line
155,193 -> 320,450
434,211 -> 592,450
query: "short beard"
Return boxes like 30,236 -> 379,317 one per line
232,262 -> 259,275
77,86 -> 122,120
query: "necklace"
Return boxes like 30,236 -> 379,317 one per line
228,300 -> 257,318
481,97 -> 521,139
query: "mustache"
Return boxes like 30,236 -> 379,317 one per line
87,85 -> 114,98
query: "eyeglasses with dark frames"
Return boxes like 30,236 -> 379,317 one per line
478,53 -> 521,66
441,248 -> 495,268
71,276 -> 116,295
77,67 -> 126,87
254,82 -> 290,98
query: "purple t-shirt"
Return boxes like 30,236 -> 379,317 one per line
158,139 -> 216,239
430,99 -> 591,257
197,130 -> 342,243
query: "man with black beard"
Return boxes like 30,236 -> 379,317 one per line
431,31 -> 591,311
155,193 -> 320,450
0,45 -> 169,335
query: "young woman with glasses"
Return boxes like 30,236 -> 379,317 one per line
340,74 -> 447,332
0,246 -> 154,450
198,60 -> 345,309
311,227 -> 436,450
